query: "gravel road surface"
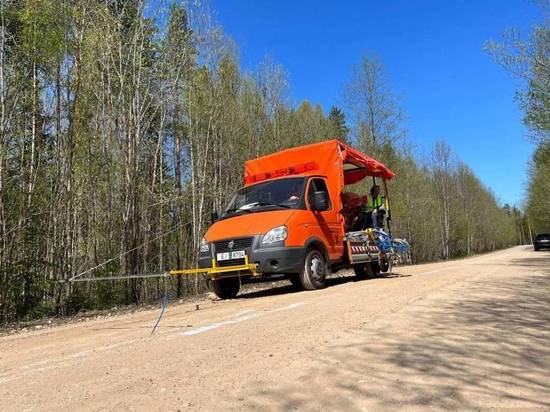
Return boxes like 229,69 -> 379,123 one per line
1,246 -> 549,411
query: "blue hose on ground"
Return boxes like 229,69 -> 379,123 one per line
151,290 -> 169,336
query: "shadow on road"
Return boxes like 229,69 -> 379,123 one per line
237,276 -> 355,300
247,251 -> 550,409
237,271 -> 410,300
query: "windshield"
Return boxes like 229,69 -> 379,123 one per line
223,177 -> 306,217
535,234 -> 550,240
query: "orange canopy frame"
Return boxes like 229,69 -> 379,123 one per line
244,139 -> 395,187
340,142 -> 395,184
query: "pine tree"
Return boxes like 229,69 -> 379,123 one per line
327,106 -> 349,143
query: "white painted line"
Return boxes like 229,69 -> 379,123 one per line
182,312 -> 259,336
270,302 -> 306,312
181,302 -> 306,336
1,302 -> 306,383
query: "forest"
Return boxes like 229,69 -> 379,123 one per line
487,4 -> 550,242
0,0 -> 529,323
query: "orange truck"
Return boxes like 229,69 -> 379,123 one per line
172,140 -> 396,299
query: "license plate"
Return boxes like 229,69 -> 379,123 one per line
216,250 -> 246,261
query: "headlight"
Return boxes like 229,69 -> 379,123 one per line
200,237 -> 209,253
262,225 -> 288,245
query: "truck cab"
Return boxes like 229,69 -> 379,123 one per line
198,140 -> 395,298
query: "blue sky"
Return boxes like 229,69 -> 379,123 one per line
210,0 -> 542,206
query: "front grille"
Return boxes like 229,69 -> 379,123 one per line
215,237 -> 253,253
217,258 -> 246,267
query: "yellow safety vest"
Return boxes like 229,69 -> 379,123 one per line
364,194 -> 383,213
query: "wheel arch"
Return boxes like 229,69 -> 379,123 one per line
304,236 -> 330,264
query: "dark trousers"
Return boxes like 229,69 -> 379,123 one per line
353,211 -> 372,231
353,210 -> 383,231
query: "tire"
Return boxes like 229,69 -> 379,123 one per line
353,262 -> 374,280
370,260 -> 382,277
288,274 -> 304,290
534,246 -> 539,251
211,276 -> 240,299
378,256 -> 391,274
299,248 -> 327,290
354,261 -> 381,280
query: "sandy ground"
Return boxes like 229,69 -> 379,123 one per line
1,246 -> 549,411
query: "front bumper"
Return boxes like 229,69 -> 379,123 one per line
199,235 -> 306,275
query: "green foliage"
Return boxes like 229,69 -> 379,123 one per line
24,299 -> 56,321
527,143 -> 550,233
487,4 -> 550,235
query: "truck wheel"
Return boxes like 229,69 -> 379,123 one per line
378,256 -> 392,275
370,260 -> 382,277
212,276 -> 240,299
353,262 -> 374,280
299,248 -> 327,290
288,274 -> 304,290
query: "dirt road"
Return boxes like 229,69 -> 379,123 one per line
1,246 -> 549,411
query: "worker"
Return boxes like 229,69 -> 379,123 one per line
287,183 -> 302,203
364,184 -> 385,229
280,184 -> 301,206
288,192 -> 300,202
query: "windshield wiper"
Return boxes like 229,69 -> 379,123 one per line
255,202 -> 291,209
223,208 -> 253,215
223,203 -> 290,217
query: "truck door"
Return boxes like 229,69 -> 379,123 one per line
306,177 -> 343,260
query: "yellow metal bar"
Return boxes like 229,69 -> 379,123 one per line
169,255 -> 258,277
382,179 -> 390,210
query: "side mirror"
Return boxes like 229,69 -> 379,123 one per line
312,191 -> 329,212
211,211 -> 219,223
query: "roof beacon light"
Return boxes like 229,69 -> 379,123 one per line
244,161 -> 318,185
